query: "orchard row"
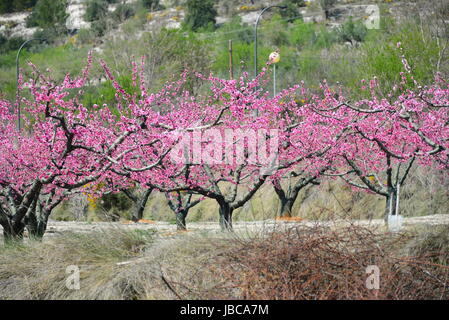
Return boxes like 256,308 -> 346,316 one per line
0,49 -> 448,241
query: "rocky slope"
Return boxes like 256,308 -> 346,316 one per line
0,0 -> 404,40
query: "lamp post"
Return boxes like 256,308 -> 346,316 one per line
269,49 -> 280,97
16,38 -> 42,131
254,5 -> 287,79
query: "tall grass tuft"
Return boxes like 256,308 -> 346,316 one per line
0,228 -> 155,299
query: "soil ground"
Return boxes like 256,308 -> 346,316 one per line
1,214 -> 448,241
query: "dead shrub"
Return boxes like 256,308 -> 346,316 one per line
209,225 -> 449,299
404,225 -> 449,266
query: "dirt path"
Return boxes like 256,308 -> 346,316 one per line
1,214 -> 448,240
42,214 -> 449,235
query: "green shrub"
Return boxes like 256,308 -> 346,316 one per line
26,0 -> 68,30
112,3 -> 136,23
337,17 -> 368,44
0,35 -> 26,54
14,0 -> 37,11
184,0 -> 217,32
313,25 -> 337,49
140,0 -> 161,11
212,40 -> 255,78
84,0 -> 109,22
259,14 -> 290,47
288,20 -> 316,48
76,28 -> 96,44
121,13 -> 146,34
31,28 -> 64,44
280,0 -> 305,23
216,16 -> 252,43
90,18 -> 108,37
0,0 -> 14,13
356,20 -> 441,93
320,0 -> 337,19
0,0 -> 37,14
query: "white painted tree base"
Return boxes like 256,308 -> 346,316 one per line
388,214 -> 404,232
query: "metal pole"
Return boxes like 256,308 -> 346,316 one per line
254,5 -> 287,79
273,64 -> 276,97
16,38 -> 42,131
228,39 -> 234,80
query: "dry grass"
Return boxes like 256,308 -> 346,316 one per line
0,224 -> 448,300
0,228 -> 156,299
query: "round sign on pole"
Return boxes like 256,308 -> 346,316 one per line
269,49 -> 280,97
269,51 -> 280,64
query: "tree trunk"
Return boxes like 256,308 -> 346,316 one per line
26,218 -> 47,240
218,201 -> 233,231
131,188 -> 152,222
273,181 -> 300,218
176,210 -> 188,231
384,188 -> 398,223
25,201 -> 50,240
1,181 -> 42,243
166,192 -> 200,231
2,221 -> 25,243
278,197 -> 295,218
35,220 -> 47,239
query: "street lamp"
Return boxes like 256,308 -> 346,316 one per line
253,5 -> 287,79
16,38 -> 43,131
269,49 -> 280,97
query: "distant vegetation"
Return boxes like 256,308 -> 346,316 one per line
0,0 -> 37,14
1,0 -> 447,101
183,0 -> 217,31
25,0 -> 68,43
